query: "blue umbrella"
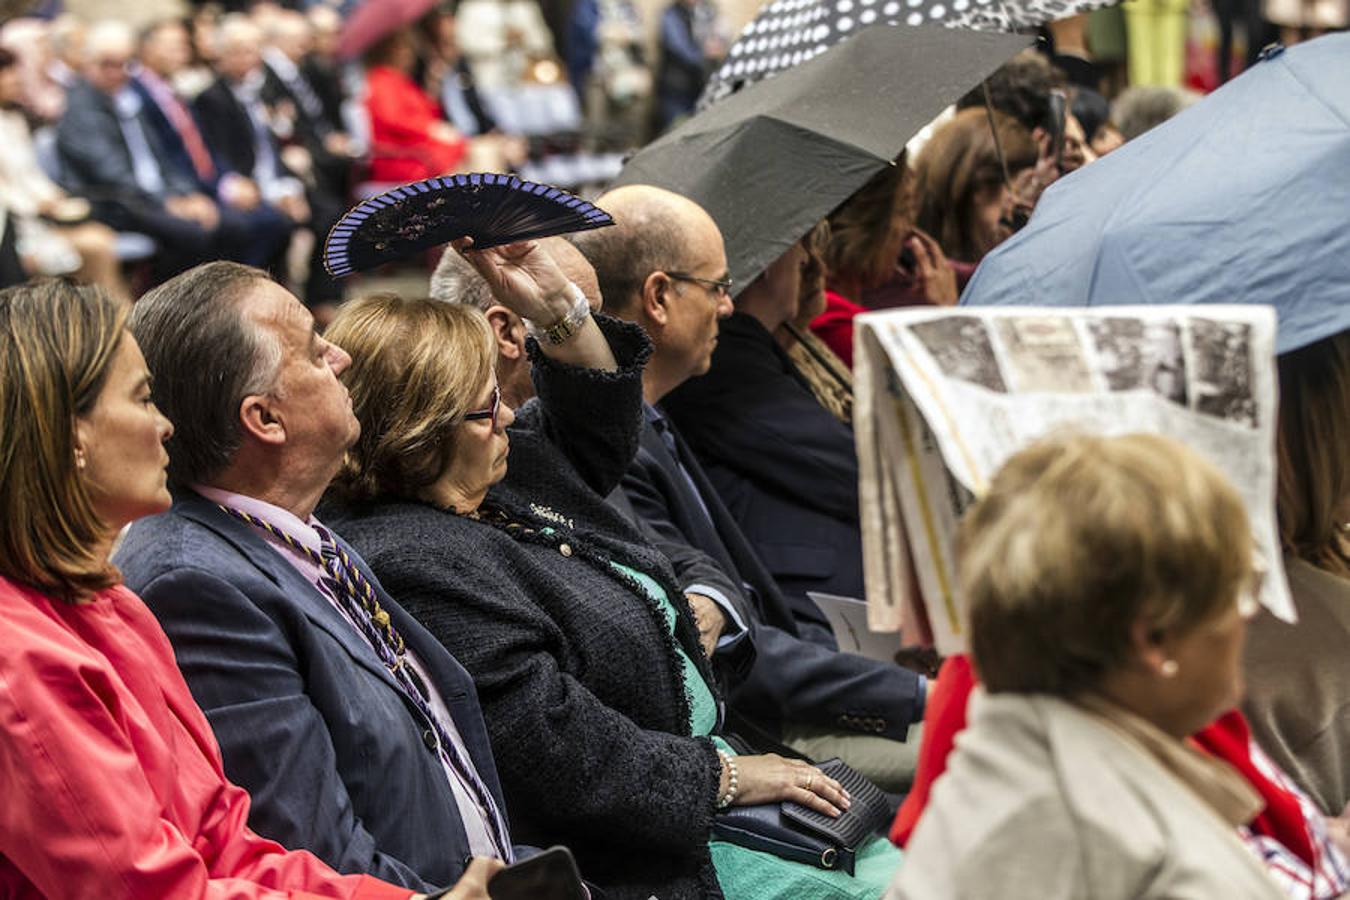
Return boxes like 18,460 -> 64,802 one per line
960,34 -> 1350,354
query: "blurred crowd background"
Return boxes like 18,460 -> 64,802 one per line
0,0 -> 1342,317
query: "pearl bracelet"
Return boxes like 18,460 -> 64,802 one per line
716,749 -> 739,810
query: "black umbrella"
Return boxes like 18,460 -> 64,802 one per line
700,0 -> 1112,107
612,24 -> 1028,292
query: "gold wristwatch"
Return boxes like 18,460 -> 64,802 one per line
524,282 -> 590,345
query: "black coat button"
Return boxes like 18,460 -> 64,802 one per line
423,728 -> 439,752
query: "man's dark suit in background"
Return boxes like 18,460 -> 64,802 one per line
663,311 -> 868,607
195,75 -> 345,306
56,80 -> 281,277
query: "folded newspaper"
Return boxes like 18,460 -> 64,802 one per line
854,305 -> 1288,656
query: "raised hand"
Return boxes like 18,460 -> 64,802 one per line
907,229 -> 958,306
454,238 -> 574,325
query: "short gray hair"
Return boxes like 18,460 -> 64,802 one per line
83,20 -> 136,62
429,248 -> 495,310
130,262 -> 281,488
1112,85 -> 1199,142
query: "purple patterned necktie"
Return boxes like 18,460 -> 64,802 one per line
218,504 -> 514,861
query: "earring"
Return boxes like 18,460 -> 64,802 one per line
1160,660 -> 1179,678
75,450 -> 87,470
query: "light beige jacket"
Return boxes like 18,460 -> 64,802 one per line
887,690 -> 1285,900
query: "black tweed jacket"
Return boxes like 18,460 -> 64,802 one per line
323,317 -> 726,900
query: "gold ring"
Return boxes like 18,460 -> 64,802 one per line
805,772 -> 815,791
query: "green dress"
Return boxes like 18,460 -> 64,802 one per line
614,563 -> 902,900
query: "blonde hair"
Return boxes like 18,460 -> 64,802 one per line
326,293 -> 496,503
961,433 -> 1251,695
0,279 -> 127,599
1276,330 -> 1350,576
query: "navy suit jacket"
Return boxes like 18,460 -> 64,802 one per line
131,77 -> 213,194
55,79 -> 199,207
115,491 -> 510,892
622,413 -> 921,742
661,312 -> 866,606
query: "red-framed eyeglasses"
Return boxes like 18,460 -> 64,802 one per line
464,384 -> 502,431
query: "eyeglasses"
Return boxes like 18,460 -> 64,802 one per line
665,271 -> 733,299
463,384 -> 501,431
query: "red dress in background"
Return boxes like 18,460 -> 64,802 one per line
364,65 -> 467,183
811,262 -> 978,371
810,291 -> 867,370
0,576 -> 413,900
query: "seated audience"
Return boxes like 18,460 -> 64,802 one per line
888,433 -> 1290,899
569,185 -> 926,790
0,17 -> 68,122
0,277 -> 498,900
662,227 -> 869,610
114,262 -> 523,892
56,21 -> 287,278
363,28 -> 466,184
811,161 -> 959,370
420,11 -> 528,173
911,108 -> 1040,267
135,20 -> 221,188
1244,329 -> 1350,815
48,15 -> 86,98
261,10 -> 356,197
0,47 -> 128,301
195,14 -> 345,314
303,5 -> 349,135
320,239 -> 901,899
193,18 -> 310,223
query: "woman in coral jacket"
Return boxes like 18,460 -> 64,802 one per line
363,28 -> 467,184
0,278 -> 498,900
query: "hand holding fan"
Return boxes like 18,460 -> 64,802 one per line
323,173 -> 615,277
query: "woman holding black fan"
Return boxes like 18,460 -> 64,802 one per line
320,238 -> 901,900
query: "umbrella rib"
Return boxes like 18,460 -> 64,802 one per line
1278,53 -> 1350,129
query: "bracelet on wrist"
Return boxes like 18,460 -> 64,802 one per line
716,749 -> 739,810
524,282 -> 590,346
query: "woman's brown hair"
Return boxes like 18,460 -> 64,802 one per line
912,108 -> 1037,264
326,293 -> 496,503
1276,329 -> 1350,577
0,279 -> 127,599
824,155 -> 908,288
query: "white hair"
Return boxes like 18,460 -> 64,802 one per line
83,20 -> 135,61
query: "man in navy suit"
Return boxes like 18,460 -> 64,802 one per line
115,262 -> 518,893
569,185 -> 926,789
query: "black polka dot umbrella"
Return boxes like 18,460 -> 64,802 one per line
700,0 -> 1114,108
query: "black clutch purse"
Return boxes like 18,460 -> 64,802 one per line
711,758 -> 890,875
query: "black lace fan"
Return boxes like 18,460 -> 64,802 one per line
323,173 -> 615,277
